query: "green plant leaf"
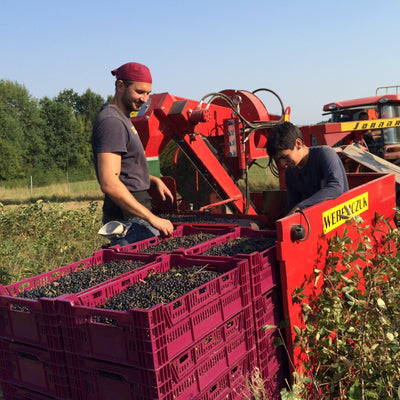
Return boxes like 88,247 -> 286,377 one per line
262,324 -> 277,331
279,318 -> 290,329
348,380 -> 361,400
293,325 -> 301,335
377,298 -> 387,310
272,336 -> 283,346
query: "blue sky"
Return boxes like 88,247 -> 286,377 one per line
1,0 -> 399,125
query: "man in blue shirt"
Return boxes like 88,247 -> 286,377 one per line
266,122 -> 349,215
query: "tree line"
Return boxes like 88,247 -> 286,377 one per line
0,79 -> 112,187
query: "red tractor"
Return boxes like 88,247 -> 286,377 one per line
322,85 -> 400,163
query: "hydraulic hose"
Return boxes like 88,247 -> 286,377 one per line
199,88 -> 286,131
252,88 -> 285,123
199,89 -> 286,211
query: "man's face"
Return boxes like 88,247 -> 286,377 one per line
121,81 -> 152,113
274,138 -> 304,168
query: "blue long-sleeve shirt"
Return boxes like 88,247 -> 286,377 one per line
285,146 -> 349,213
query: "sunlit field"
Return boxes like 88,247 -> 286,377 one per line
0,180 -> 103,205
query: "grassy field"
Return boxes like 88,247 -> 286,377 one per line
240,158 -> 279,191
0,179 -> 103,205
0,159 -> 278,205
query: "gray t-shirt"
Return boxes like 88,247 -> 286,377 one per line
92,103 -> 151,219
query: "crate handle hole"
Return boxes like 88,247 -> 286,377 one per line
179,353 -> 189,364
173,300 -> 182,310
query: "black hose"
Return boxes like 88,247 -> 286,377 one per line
295,209 -> 311,241
252,88 -> 286,122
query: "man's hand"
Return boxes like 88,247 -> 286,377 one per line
150,176 -> 174,203
148,214 -> 174,237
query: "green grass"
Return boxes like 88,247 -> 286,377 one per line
0,167 -> 278,206
0,200 -> 105,285
0,180 -> 103,205
245,158 -> 279,191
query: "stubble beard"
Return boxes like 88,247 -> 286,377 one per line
122,91 -> 142,114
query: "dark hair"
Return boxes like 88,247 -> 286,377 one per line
115,79 -> 135,89
266,121 -> 303,157
266,122 -> 304,177
122,79 -> 134,87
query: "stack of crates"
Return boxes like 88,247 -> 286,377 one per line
0,249 -> 159,399
0,223 -> 287,400
104,225 -> 289,399
232,228 -> 288,398
58,253 -> 255,400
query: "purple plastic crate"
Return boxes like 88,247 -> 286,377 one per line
0,340 -> 70,399
211,226 -> 279,298
238,245 -> 279,299
110,225 -> 279,302
257,333 -> 288,387
0,296 -> 61,352
0,381 -> 58,400
0,250 -> 157,349
168,304 -> 255,382
169,348 -> 258,400
252,285 -> 283,342
66,304 -> 254,396
67,353 -> 171,400
263,364 -> 289,400
58,254 -> 251,368
176,227 -> 279,299
109,224 -> 239,255
68,346 -> 257,400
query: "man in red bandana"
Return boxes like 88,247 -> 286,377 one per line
92,62 -> 174,246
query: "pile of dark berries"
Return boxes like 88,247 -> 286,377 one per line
18,260 -> 145,299
141,233 -> 216,253
158,213 -> 263,228
202,236 -> 276,257
100,266 -> 221,310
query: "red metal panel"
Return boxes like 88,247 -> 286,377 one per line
131,92 -> 176,158
275,174 -> 396,370
300,123 -> 352,146
323,94 -> 400,112
132,92 -> 235,158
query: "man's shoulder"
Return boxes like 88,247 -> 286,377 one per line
310,145 -> 338,158
96,103 -> 123,119
94,104 -> 130,132
311,145 -> 335,153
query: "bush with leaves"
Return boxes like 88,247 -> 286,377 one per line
289,213 -> 400,399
